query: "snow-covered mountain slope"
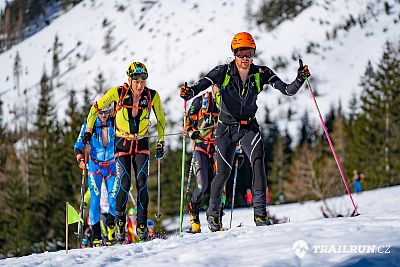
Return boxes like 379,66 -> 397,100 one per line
2,186 -> 399,266
1,0 -> 399,139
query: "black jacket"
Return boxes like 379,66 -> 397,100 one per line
190,61 -> 304,124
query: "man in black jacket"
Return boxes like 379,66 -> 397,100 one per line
180,32 -> 310,231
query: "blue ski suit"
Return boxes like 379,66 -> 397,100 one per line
74,118 -> 117,227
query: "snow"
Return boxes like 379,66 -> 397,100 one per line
1,0 -> 399,145
2,186 -> 400,266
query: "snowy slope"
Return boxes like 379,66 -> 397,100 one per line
1,0 -> 399,141
1,186 -> 400,266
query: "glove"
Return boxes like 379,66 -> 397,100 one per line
76,154 -> 86,170
155,141 -> 165,160
179,84 -> 194,100
297,59 -> 311,80
189,130 -> 201,140
82,132 -> 92,145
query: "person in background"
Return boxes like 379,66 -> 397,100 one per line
74,101 -> 117,246
147,219 -> 157,240
244,189 -> 253,207
126,207 -> 139,243
185,84 -> 219,233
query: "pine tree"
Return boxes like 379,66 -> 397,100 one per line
82,86 -> 92,116
261,106 -> 279,177
0,148 -> 31,257
94,72 -> 106,95
299,110 -> 314,146
52,35 -> 60,79
348,41 -> 400,188
28,70 -> 60,251
13,51 -> 22,95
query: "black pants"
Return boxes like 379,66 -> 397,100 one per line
207,121 -> 267,218
115,137 -> 149,227
190,149 -> 216,207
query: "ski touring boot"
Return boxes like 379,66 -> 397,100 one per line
92,222 -> 103,247
207,215 -> 222,232
115,219 -> 126,244
189,202 -> 201,233
136,223 -> 149,243
105,225 -> 116,246
93,239 -> 102,247
254,215 -> 273,226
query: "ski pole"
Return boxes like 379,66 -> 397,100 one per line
301,59 -> 358,215
229,157 -> 239,229
77,146 -> 89,246
183,152 -> 195,214
155,159 -> 161,221
179,82 -> 188,234
129,190 -> 136,208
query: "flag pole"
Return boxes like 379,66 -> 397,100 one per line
66,202 -> 69,254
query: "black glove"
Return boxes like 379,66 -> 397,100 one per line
82,132 -> 92,145
155,141 -> 165,160
179,84 -> 194,100
189,130 -> 201,140
298,59 -> 311,80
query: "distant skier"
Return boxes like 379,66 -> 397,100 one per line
352,170 -> 364,193
244,189 -> 253,207
82,62 -> 166,242
126,207 -> 139,243
185,84 -> 220,233
180,32 -> 310,231
74,102 -> 117,246
147,219 -> 157,240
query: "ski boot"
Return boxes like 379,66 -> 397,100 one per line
207,215 -> 222,232
105,225 -> 116,246
93,239 -> 102,247
137,223 -> 149,242
92,222 -> 102,247
115,219 -> 125,243
254,215 -> 273,226
189,202 -> 201,233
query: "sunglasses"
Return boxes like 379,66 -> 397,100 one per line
98,110 -> 111,115
130,73 -> 148,80
235,48 -> 255,59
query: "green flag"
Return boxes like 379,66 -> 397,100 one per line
67,202 -> 83,225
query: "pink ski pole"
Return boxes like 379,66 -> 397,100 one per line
300,59 -> 358,215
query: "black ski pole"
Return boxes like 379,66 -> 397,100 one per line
155,159 -> 161,221
229,157 -> 239,229
183,152 -> 195,214
77,146 -> 89,247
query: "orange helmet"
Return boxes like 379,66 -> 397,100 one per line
231,32 -> 256,51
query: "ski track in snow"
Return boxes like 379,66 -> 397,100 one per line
2,186 -> 400,266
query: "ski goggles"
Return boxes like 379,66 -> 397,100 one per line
98,110 -> 111,115
129,72 -> 148,80
234,48 -> 255,59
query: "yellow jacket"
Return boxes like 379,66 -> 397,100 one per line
87,84 -> 166,141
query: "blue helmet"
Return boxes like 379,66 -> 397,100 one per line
147,219 -> 154,227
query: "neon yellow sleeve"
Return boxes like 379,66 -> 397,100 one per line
84,188 -> 91,203
86,86 -> 119,130
152,92 -> 166,142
